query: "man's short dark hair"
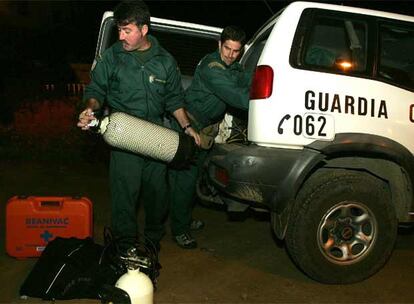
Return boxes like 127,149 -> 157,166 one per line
220,25 -> 247,46
114,0 -> 150,28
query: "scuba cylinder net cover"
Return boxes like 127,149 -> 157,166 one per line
91,112 -> 195,167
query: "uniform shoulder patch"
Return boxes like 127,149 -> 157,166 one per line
208,61 -> 226,70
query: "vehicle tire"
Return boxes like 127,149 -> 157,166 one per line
285,169 -> 397,284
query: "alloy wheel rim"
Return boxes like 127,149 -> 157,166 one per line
317,201 -> 377,265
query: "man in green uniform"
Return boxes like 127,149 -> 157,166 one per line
170,25 -> 251,249
77,0 -> 199,252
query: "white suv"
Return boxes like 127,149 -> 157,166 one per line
96,1 -> 414,284
203,1 -> 414,284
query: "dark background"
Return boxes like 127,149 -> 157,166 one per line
2,0 -> 414,78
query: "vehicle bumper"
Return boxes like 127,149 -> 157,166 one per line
206,143 -> 324,212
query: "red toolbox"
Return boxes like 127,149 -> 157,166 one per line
6,196 -> 93,258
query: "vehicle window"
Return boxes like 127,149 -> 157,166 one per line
303,16 -> 367,73
241,27 -> 273,73
97,18 -> 217,76
155,31 -> 217,76
378,24 -> 414,90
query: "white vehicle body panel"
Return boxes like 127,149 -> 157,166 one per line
247,2 -> 414,154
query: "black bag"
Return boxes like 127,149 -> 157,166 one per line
20,231 -> 160,300
19,237 -> 118,300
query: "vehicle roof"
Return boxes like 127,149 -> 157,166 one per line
289,1 -> 414,22
248,1 -> 414,47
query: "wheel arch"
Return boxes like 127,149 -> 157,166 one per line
321,158 -> 411,221
273,133 -> 414,239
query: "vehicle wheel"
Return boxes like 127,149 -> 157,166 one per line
285,169 -> 397,284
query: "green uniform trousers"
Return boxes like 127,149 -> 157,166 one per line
110,149 -> 168,247
169,149 -> 207,236
168,117 -> 208,236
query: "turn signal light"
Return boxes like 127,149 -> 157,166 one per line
250,65 -> 273,99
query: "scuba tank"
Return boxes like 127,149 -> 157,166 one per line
111,246 -> 154,304
97,231 -> 159,304
115,269 -> 153,304
89,112 -> 195,168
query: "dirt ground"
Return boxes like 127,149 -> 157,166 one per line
1,159 -> 414,304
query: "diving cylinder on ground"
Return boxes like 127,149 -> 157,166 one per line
115,268 -> 153,304
90,112 -> 195,167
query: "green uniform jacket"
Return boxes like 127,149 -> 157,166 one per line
84,35 -> 184,124
185,49 -> 252,129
